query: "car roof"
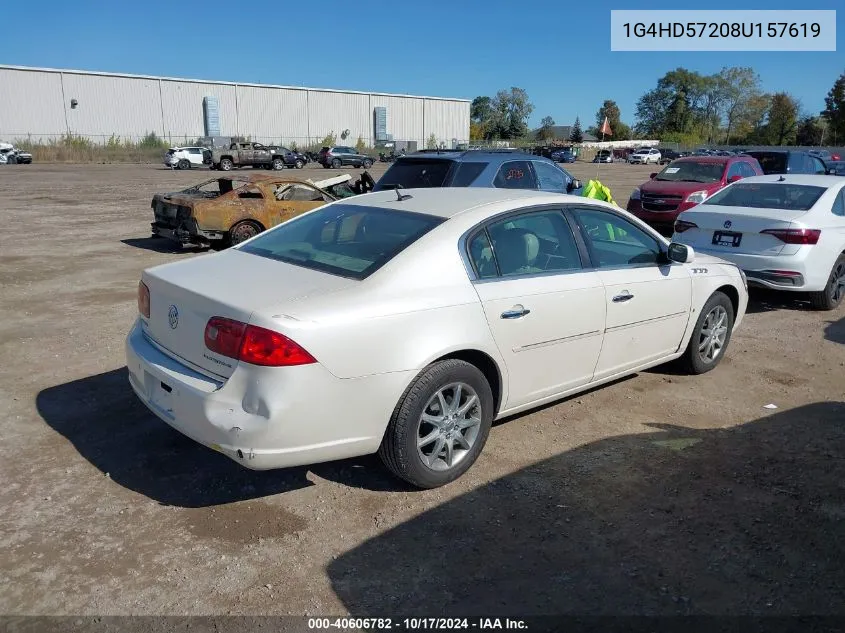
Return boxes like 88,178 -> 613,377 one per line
671,156 -> 736,164
724,174 -> 845,187
345,187 -> 584,219
399,150 -> 556,166
213,173 -> 320,185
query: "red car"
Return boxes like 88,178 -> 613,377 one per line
626,155 -> 764,235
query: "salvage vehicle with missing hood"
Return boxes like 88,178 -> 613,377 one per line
150,172 -> 375,249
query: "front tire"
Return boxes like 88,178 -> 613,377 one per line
680,291 -> 734,374
272,158 -> 285,170
809,254 -> 845,310
379,359 -> 494,489
362,158 -> 373,169
294,159 -> 304,169
177,159 -> 190,170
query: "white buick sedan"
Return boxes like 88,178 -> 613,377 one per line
126,188 -> 747,488
673,175 -> 845,310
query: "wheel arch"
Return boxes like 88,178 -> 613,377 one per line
430,348 -> 504,416
230,217 -> 266,233
715,283 -> 740,317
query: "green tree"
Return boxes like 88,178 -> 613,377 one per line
355,135 -> 366,153
796,116 -> 825,146
593,100 -> 631,140
569,117 -> 583,143
719,67 -> 762,144
538,116 -> 556,140
426,133 -> 438,149
821,71 -> 845,146
489,87 -> 534,140
763,93 -> 800,145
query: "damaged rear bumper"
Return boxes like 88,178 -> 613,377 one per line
151,221 -> 225,245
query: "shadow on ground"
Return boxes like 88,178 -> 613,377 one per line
746,288 -> 812,313
329,402 -> 845,616
120,237 -> 206,254
824,315 -> 845,344
35,368 -> 314,507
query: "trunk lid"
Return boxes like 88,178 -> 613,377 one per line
676,204 -> 809,256
140,249 -> 356,378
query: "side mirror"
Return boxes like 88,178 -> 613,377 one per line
649,172 -> 657,179
728,174 -> 743,183
568,179 -> 582,192
667,242 -> 695,264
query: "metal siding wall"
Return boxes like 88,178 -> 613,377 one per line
160,80 -> 237,140
370,95 -> 424,144
236,86 -> 308,144
0,68 -> 67,138
308,91 -> 371,145
423,99 -> 470,145
61,72 -> 162,141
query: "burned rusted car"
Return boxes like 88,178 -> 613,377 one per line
150,172 -> 373,248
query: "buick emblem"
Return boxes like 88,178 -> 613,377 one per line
168,305 -> 179,329
723,220 -> 732,229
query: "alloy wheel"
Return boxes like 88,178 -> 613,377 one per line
698,305 -> 728,363
416,382 -> 482,472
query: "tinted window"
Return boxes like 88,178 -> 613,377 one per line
375,158 -> 454,190
486,211 -> 581,276
747,152 -> 788,174
810,156 -> 827,175
832,189 -> 845,217
703,183 -> 826,211
739,161 -> 758,177
451,162 -> 488,187
493,160 -> 537,190
726,163 -> 743,180
533,161 -> 568,192
654,161 -> 724,183
239,204 -> 444,280
575,209 -> 662,268
468,231 -> 498,279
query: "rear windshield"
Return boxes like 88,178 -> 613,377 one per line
238,203 -> 445,280
746,152 -> 788,175
703,182 -> 826,211
375,158 -> 455,190
654,161 -> 724,183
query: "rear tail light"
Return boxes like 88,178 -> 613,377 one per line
204,317 -> 316,367
760,228 -> 821,245
138,281 -> 150,318
674,220 -> 698,233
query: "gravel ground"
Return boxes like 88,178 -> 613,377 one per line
0,162 -> 843,617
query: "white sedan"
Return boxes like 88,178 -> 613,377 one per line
126,188 -> 747,488
673,175 -> 845,310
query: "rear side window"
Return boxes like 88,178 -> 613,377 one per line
450,162 -> 488,187
493,160 -> 537,190
832,189 -> 845,217
239,204 -> 444,279
375,158 -> 455,190
703,183 -> 826,211
749,152 -> 788,174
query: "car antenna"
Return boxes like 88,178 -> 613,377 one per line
777,175 -> 786,181
395,185 -> 412,201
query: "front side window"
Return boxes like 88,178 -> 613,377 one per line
575,209 -> 662,268
810,156 -> 827,175
484,210 -> 581,277
726,163 -> 743,180
239,204 -> 444,279
493,160 -> 537,190
703,183 -> 826,211
532,161 -> 568,192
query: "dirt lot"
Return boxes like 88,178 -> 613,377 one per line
0,161 -> 844,618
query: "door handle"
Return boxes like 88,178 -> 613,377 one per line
501,305 -> 531,319
612,291 -> 634,303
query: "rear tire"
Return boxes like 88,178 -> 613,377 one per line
680,291 -> 734,374
809,255 -> 845,310
272,158 -> 285,170
378,359 -> 494,489
331,158 -> 342,169
362,158 -> 373,169
219,158 -> 234,171
227,220 -> 262,246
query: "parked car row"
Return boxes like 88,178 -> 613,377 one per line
0,142 -> 32,165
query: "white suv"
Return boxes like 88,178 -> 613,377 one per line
164,147 -> 211,170
628,147 -> 661,165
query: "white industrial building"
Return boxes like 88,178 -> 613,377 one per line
0,65 -> 470,148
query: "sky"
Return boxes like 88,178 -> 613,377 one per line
2,0 -> 843,129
